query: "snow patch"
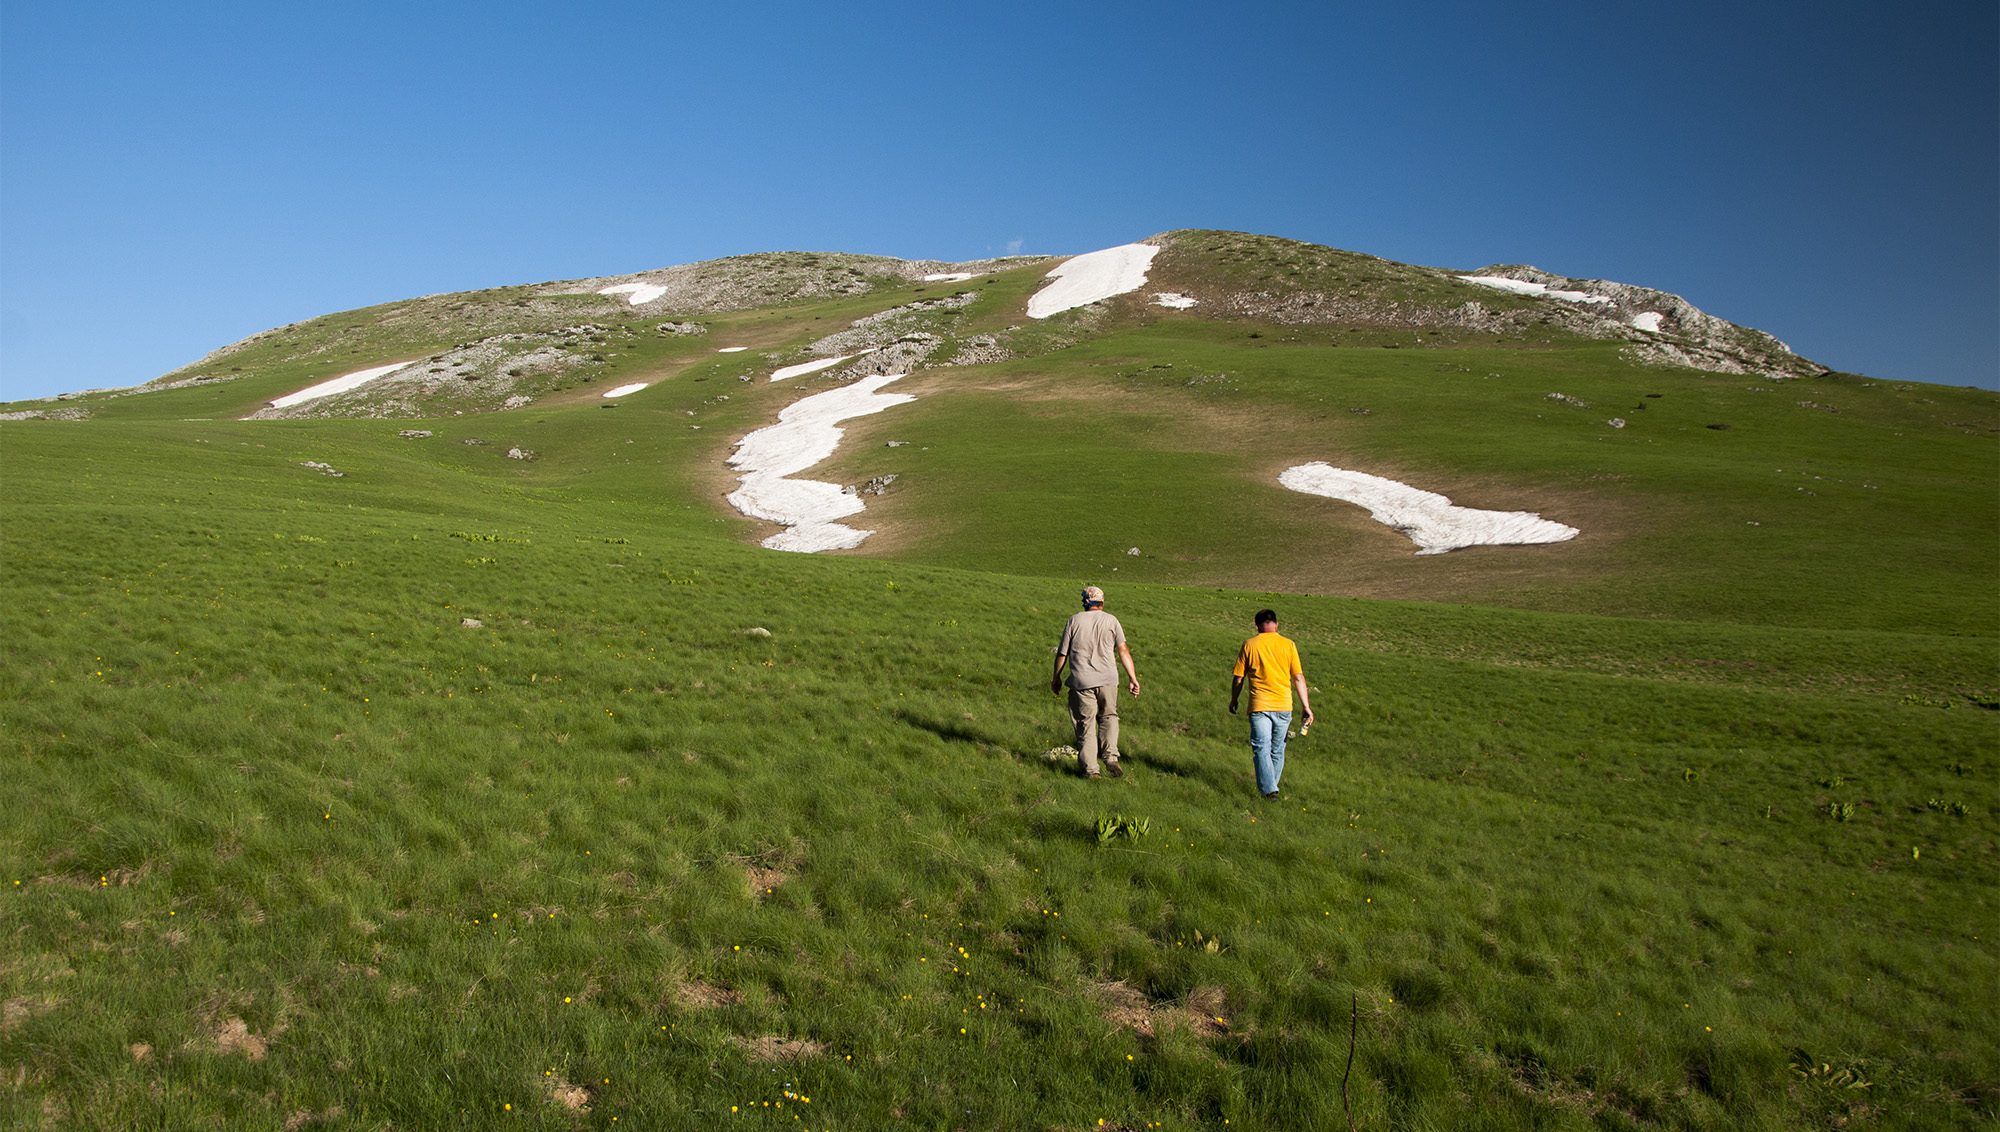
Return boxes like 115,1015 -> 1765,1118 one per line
603,383 -> 649,398
1456,275 -> 1612,306
923,272 -> 975,282
770,349 -> 875,382
1152,292 -> 1198,309
717,346 -> 749,353
1631,312 -> 1665,333
727,374 -> 916,553
1278,462 -> 1578,555
599,282 -> 668,306
268,362 -> 415,409
1027,243 -> 1160,319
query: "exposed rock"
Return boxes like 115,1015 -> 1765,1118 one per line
397,429 -> 432,439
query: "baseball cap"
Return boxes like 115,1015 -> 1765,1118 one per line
1081,585 -> 1105,605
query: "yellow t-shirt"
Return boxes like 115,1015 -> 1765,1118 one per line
1233,632 -> 1304,712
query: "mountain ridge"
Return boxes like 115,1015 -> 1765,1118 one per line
3,231 -> 1837,422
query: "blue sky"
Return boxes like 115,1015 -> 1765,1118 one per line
2,1 -> 1994,400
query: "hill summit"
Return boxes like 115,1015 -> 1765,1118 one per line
16,231 -> 1828,422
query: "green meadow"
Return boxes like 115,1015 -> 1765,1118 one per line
3,251 -> 1997,1129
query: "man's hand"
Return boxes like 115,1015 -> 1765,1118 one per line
1051,678 -> 1063,695
1228,697 -> 1239,715
1127,677 -> 1141,697
1303,708 -> 1315,727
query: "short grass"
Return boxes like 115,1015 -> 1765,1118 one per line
3,417 -> 1995,1130
850,323 -> 1998,634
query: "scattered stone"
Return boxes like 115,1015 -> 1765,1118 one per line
1347,407 -> 1372,415
506,447 -> 533,460
461,618 -> 483,629
859,475 -> 897,496
462,438 -> 484,445
397,430 -> 432,439
1607,418 -> 1626,429
1545,393 -> 1590,407
886,440 -> 908,447
655,321 -> 708,335
299,461 -> 346,477
741,627 -> 772,638
1127,547 -> 1141,555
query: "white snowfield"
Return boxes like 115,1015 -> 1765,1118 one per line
717,346 -> 749,353
267,362 -> 415,409
1152,292 -> 1198,309
1630,312 -> 1665,333
1278,462 -> 1579,555
770,349 -> 875,382
598,282 -> 668,306
602,383 -> 649,398
922,272 -> 975,282
1457,275 -> 1612,305
1027,243 -> 1160,319
727,374 -> 916,553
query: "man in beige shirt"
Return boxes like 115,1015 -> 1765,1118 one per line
1051,585 -> 1141,779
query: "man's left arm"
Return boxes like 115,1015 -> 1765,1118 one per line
1291,646 -> 1313,725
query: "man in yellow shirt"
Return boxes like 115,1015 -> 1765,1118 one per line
1229,609 -> 1313,799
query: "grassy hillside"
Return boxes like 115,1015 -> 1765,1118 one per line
3,413 -> 1994,1130
2,232 -> 1995,1128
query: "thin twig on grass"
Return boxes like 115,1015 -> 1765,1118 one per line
1344,991 -> 1358,1132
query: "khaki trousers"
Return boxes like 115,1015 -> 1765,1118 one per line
1067,685 -> 1119,774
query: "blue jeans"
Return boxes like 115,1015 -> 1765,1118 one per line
1249,711 -> 1291,795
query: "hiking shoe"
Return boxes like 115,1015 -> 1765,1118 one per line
1087,771 -> 1102,780
1262,791 -> 1280,801
1105,759 -> 1124,779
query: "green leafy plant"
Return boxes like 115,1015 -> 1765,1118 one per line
1925,798 -> 1970,817
1826,801 -> 1855,822
1790,1053 -> 1872,1091
1094,813 -> 1149,845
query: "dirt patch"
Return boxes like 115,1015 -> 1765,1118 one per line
284,1107 -> 343,1130
1,996 -> 60,1031
745,867 -> 787,899
670,979 -> 743,1010
731,1034 -> 825,1062
129,1042 -> 153,1062
214,1016 -> 268,1060
541,1072 -> 593,1113
1094,981 -> 1231,1038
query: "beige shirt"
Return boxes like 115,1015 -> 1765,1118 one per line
1057,609 -> 1127,690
